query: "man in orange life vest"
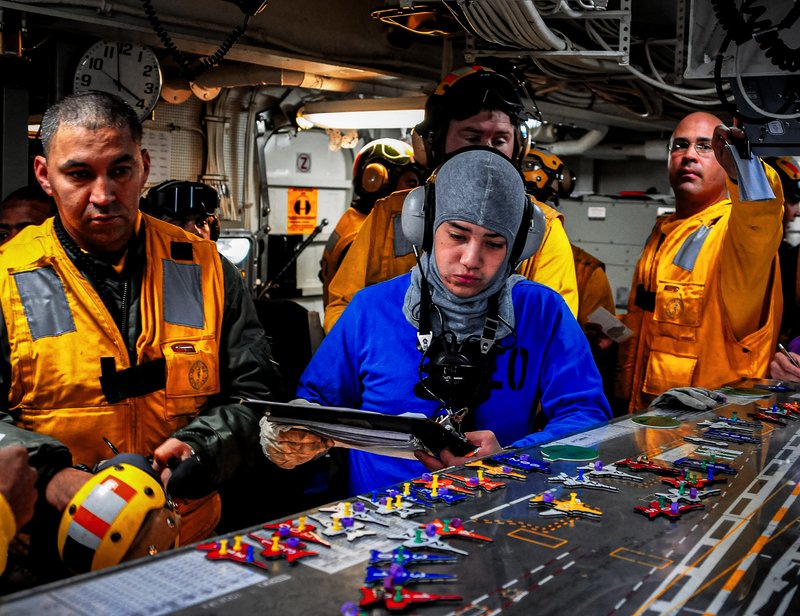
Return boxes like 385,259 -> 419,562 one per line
616,112 -> 784,413
0,91 -> 280,576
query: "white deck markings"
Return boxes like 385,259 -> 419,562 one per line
470,492 -> 538,519
637,433 -> 800,615
704,482 -> 800,615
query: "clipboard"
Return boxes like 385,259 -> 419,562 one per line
244,399 -> 475,458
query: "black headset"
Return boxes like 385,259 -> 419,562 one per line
142,180 -> 218,219
401,147 -> 546,267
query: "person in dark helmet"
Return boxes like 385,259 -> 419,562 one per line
323,65 -> 579,332
766,156 -> 800,227
320,138 -> 425,305
524,149 -> 616,405
141,180 -> 221,241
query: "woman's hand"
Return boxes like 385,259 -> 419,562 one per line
415,430 -> 502,471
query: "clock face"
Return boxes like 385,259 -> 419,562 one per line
73,41 -> 163,121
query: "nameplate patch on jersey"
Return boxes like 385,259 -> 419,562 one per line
172,343 -> 197,353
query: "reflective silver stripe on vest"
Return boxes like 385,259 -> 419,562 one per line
392,214 -> 413,258
163,260 -> 204,328
672,224 -> 714,272
13,267 -> 76,340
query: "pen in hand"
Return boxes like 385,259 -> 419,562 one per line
778,343 -> 800,368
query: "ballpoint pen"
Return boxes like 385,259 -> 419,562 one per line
777,343 -> 800,368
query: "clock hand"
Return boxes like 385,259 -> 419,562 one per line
100,69 -> 144,106
115,44 -> 121,92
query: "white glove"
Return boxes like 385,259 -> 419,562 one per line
259,416 -> 333,469
649,387 -> 726,411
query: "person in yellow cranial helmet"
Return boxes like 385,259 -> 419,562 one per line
523,149 -> 617,408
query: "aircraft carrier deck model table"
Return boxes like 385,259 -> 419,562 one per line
2,379 -> 800,615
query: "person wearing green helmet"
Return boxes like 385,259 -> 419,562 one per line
319,138 -> 424,305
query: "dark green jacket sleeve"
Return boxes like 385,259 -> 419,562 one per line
0,316 -> 73,488
171,256 -> 283,486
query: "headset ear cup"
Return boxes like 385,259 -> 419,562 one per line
516,124 -> 532,164
361,162 -> 389,194
401,185 -> 428,248
411,129 -> 430,170
422,180 -> 436,252
515,199 -> 546,264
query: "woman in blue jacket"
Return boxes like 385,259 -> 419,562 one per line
263,147 -> 611,496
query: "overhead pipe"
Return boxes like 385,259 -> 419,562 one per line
192,65 -> 416,98
579,140 -> 669,160
549,127 -> 608,156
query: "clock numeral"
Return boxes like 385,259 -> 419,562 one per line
119,42 -> 133,56
103,45 -> 115,59
142,65 -> 154,77
88,57 -> 104,71
135,99 -> 146,109
144,83 -> 155,94
80,74 -> 92,88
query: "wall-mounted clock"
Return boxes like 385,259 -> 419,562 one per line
73,40 -> 163,122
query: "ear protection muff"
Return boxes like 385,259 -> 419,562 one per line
410,128 -> 430,170
361,162 -> 390,194
401,167 -> 546,266
400,183 -> 432,252
513,199 -> 546,265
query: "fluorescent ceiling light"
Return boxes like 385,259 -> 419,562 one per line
298,97 -> 426,130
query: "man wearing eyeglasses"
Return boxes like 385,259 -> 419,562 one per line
616,111 -> 784,413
